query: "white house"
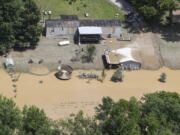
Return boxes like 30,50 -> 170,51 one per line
104,47 -> 141,70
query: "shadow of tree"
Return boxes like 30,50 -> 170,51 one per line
113,0 -> 180,42
160,24 -> 180,42
122,23 -> 141,34
123,20 -> 180,42
150,24 -> 180,42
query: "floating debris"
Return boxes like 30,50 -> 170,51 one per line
39,80 -> 43,84
78,72 -> 99,79
12,84 -> 17,88
55,65 -> 73,80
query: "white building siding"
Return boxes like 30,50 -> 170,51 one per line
46,27 -> 77,38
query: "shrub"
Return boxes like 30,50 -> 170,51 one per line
159,72 -> 167,82
111,69 -> 123,82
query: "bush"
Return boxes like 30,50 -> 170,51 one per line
111,69 -> 123,82
81,45 -> 96,63
159,72 -> 167,82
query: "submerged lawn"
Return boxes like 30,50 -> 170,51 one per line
36,0 -> 125,20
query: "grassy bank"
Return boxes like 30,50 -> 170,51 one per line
36,0 -> 125,20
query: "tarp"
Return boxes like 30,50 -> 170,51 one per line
78,27 -> 102,35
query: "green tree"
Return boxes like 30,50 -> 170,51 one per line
96,97 -> 141,135
87,45 -> 96,62
95,97 -> 114,120
0,95 -> 22,135
96,92 -> 180,135
139,6 -> 158,23
111,69 -> 124,82
20,105 -> 53,135
0,0 -> 21,53
15,0 -> 42,49
159,73 -> 167,82
159,0 -> 180,24
55,111 -> 102,135
127,0 -> 180,25
82,45 -> 96,63
140,91 -> 180,135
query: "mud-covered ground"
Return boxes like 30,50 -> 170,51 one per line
0,29 -> 180,71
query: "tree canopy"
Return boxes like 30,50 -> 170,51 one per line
20,105 -> 53,135
96,91 -> 180,135
55,111 -> 102,135
0,95 -> 21,135
0,0 -> 41,53
127,0 -> 180,25
140,91 -> 180,135
0,0 -> 20,53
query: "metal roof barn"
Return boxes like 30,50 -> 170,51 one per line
78,27 -> 103,35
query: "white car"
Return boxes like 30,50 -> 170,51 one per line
58,40 -> 70,46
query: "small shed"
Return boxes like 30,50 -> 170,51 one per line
78,26 -> 102,44
4,58 -> 15,70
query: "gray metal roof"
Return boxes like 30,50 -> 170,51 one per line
78,27 -> 103,35
46,19 -> 61,27
80,19 -> 121,27
46,17 -> 121,27
45,19 -> 79,27
60,15 -> 79,21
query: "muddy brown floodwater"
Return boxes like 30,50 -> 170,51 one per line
0,67 -> 179,120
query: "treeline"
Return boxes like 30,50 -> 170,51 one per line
0,91 -> 180,135
127,0 -> 180,25
0,0 -> 41,54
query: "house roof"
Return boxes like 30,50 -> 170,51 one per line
60,15 -> 79,21
80,19 -> 121,27
105,47 -> 140,64
78,27 -> 103,35
45,19 -> 79,27
46,15 -> 121,27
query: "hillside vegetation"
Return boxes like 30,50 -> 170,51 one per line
36,0 -> 125,20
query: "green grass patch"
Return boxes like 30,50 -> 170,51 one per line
35,0 -> 125,20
